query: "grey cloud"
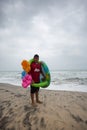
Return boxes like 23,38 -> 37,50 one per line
0,0 -> 87,70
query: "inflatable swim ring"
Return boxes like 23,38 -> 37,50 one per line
30,59 -> 51,88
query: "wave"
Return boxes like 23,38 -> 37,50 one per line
51,77 -> 87,85
0,70 -> 87,86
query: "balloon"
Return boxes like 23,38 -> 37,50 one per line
21,71 -> 26,78
26,75 -> 32,80
22,82 -> 27,88
21,60 -> 31,73
22,74 -> 32,88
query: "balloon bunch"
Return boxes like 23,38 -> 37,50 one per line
21,60 -> 32,88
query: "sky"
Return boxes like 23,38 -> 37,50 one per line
0,0 -> 87,71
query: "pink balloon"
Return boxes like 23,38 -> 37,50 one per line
22,74 -> 32,88
22,82 -> 28,88
26,74 -> 32,80
27,80 -> 32,85
22,78 -> 26,82
29,76 -> 32,80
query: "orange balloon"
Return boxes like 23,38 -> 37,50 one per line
21,60 -> 31,73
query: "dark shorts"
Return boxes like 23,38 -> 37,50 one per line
30,85 -> 40,94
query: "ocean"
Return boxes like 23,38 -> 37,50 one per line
0,70 -> 87,92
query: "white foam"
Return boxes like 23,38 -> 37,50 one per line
45,83 -> 87,92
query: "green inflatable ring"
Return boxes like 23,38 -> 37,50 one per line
29,59 -> 51,88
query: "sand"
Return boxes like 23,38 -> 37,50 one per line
0,83 -> 87,130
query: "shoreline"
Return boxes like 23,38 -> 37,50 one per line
0,83 -> 87,130
0,82 -> 87,93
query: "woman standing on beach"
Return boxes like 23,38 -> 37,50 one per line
30,54 -> 45,106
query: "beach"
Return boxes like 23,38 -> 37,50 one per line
0,83 -> 87,130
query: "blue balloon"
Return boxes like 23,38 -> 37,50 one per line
21,71 -> 26,79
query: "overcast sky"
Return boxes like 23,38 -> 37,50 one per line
0,0 -> 87,71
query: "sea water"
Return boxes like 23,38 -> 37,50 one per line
0,70 -> 87,92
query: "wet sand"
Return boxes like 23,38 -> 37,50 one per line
0,83 -> 87,130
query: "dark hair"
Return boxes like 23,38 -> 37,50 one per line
34,54 -> 39,58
